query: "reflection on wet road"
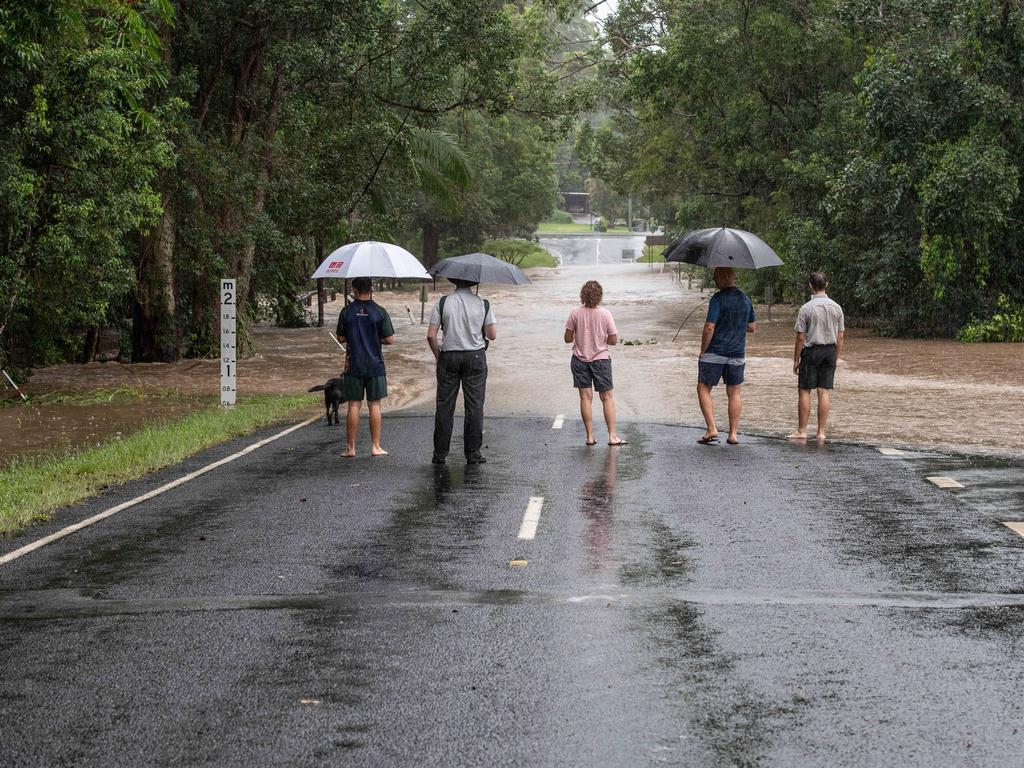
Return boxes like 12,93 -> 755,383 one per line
2,415 -> 1023,765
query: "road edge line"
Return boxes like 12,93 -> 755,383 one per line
0,415 -> 319,568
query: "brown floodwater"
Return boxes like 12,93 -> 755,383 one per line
3,265 -> 1021,464
0,398 -> 209,466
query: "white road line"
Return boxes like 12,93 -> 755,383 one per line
1002,522 -> 1024,538
552,414 -> 565,429
878,447 -> 906,456
926,476 -> 965,489
517,496 -> 545,540
0,415 -> 319,568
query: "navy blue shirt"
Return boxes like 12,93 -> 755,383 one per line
705,287 -> 756,358
337,300 -> 395,378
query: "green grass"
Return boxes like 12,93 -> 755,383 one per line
636,245 -> 667,263
534,221 -> 634,235
0,394 -> 316,537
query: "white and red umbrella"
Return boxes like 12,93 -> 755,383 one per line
311,240 -> 430,280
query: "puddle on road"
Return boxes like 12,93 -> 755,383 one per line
897,451 -> 1024,523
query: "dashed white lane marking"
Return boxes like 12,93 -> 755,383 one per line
552,414 -> 565,429
927,476 -> 965,489
0,415 -> 319,568
878,447 -> 907,456
517,496 -> 545,540
1003,523 -> 1024,538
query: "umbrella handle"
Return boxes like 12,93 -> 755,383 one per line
327,331 -> 346,353
672,299 -> 709,343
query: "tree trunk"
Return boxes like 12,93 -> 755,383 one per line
133,201 -> 179,362
81,327 -> 100,363
226,68 -> 285,322
315,237 -> 326,327
422,221 -> 441,268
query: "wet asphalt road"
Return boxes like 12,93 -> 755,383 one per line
2,415 -> 1024,766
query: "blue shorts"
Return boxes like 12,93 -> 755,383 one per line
698,360 -> 745,387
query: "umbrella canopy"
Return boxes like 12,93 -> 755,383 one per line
428,252 -> 532,285
311,241 -> 430,280
664,227 -> 783,269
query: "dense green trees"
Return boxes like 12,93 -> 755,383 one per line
1,0 -> 177,367
594,0 -> 1024,336
0,0 -> 591,370
5,0 -> 1021,373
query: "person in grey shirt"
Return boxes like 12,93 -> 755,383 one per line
788,271 -> 845,441
426,279 -> 497,464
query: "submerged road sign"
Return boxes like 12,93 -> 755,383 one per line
220,278 -> 236,407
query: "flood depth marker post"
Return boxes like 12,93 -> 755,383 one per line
220,278 -> 237,407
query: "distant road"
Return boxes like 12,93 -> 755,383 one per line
537,233 -> 653,266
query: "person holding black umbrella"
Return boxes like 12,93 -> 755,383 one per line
425,253 -> 529,465
664,226 -> 781,445
696,267 -> 757,445
426,278 -> 497,465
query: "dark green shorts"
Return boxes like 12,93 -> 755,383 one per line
343,374 -> 387,402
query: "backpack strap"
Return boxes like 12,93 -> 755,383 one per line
482,299 -> 490,350
439,295 -> 491,346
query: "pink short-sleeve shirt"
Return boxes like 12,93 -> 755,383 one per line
566,306 -> 618,362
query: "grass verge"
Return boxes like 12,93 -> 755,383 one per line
0,394 -> 315,537
636,245 -> 666,263
534,221 -> 633,235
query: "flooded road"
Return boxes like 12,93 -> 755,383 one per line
473,261 -> 1024,456
537,233 -> 651,266
4,259 -> 1022,463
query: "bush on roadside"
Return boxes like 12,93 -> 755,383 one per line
545,209 -> 574,224
957,295 -> 1024,342
482,239 -> 557,268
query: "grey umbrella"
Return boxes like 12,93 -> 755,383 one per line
664,227 -> 783,269
428,252 -> 532,285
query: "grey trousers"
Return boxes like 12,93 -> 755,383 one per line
433,349 -> 487,459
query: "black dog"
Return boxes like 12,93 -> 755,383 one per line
308,377 -> 346,425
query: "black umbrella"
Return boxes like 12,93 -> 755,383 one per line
428,252 -> 532,285
664,227 -> 783,269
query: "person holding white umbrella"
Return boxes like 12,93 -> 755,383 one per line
337,276 -> 395,457
311,241 -> 430,457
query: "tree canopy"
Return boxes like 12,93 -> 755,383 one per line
1,0 -> 594,369
3,0 -> 1023,373
590,0 -> 1024,336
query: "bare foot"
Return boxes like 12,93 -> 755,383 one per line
815,433 -> 826,441
342,449 -> 356,458
371,446 -> 389,457
787,432 -> 807,440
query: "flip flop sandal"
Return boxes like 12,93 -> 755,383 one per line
697,435 -> 720,445
608,439 -> 628,446
585,440 -> 597,446
727,438 -> 739,445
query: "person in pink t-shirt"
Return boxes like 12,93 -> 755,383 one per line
564,280 -> 626,446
